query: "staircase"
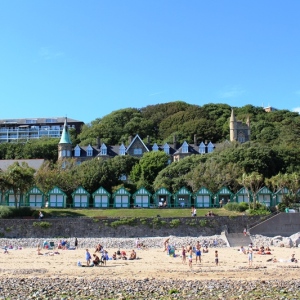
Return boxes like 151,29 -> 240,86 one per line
226,232 -> 252,247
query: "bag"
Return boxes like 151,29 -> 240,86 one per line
77,261 -> 82,266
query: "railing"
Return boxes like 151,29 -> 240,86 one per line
248,211 -> 280,231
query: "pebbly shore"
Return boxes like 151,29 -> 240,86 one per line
0,277 -> 300,299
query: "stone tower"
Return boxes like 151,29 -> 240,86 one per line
229,109 -> 250,143
58,118 -> 72,160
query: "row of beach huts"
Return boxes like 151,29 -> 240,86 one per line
0,185 -> 295,209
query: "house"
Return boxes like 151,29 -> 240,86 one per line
0,117 -> 84,143
58,118 -> 215,163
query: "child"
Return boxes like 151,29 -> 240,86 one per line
182,246 -> 186,264
188,246 -> 193,270
215,250 -> 219,266
85,249 -> 91,266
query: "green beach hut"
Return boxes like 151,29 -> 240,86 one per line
235,187 -> 252,203
214,187 -> 234,207
153,187 -> 172,208
132,187 -> 151,208
257,186 -> 273,207
174,187 -> 192,208
72,186 -> 90,208
113,187 -> 131,208
48,186 -> 67,208
194,187 -> 213,208
26,186 -> 45,208
92,187 -> 111,208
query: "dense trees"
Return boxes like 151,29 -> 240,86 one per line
0,101 -> 300,208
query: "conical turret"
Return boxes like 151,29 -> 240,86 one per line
58,118 -> 72,159
229,109 -> 237,141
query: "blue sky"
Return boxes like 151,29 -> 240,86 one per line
1,1 -> 300,124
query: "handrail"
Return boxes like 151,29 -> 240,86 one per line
248,211 -> 280,231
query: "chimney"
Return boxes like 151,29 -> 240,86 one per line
205,140 -> 208,145
147,135 -> 150,144
97,137 -> 101,149
194,134 -> 197,145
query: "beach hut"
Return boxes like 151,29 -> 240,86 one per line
5,189 -> 24,207
273,187 -> 290,205
174,187 -> 192,208
132,187 -> 152,208
72,186 -> 90,208
214,187 -> 234,207
235,187 -> 252,203
257,186 -> 273,207
26,186 -> 45,208
153,187 -> 172,208
194,187 -> 213,208
92,187 -> 111,208
113,187 -> 131,208
47,186 -> 67,208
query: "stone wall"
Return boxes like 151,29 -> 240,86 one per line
0,216 -> 261,238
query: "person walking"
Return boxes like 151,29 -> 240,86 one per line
75,237 -> 78,249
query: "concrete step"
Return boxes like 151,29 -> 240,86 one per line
226,233 -> 252,247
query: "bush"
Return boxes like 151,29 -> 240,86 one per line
12,207 -> 35,218
169,219 -> 181,228
238,202 -> 249,212
33,221 -> 52,229
0,207 -> 14,219
224,202 -> 240,211
247,209 -> 270,216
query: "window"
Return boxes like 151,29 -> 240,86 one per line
45,119 -> 57,123
100,144 -> 107,155
152,143 -> 159,152
119,174 -> 127,181
207,142 -> 214,153
182,141 -> 188,153
86,145 -> 93,157
163,143 -> 169,155
133,148 -> 142,155
26,119 -> 37,124
199,142 -> 206,154
238,133 -> 245,143
74,145 -> 81,157
119,144 -> 126,155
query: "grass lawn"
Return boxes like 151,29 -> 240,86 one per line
42,208 -> 243,218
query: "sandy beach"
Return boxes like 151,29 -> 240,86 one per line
1,244 -> 299,281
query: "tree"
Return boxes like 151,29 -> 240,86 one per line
5,162 -> 35,208
130,151 -> 169,192
239,172 -> 264,209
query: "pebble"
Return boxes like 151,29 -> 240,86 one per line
0,278 -> 299,299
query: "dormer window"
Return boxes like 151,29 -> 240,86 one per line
119,143 -> 126,155
152,143 -> 159,152
163,143 -> 169,155
182,141 -> 188,153
133,148 -> 142,155
199,142 -> 206,154
74,145 -> 81,157
87,145 -> 93,157
207,142 -> 214,153
100,143 -> 107,155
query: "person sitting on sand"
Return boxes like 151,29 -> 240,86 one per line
112,252 -> 117,260
239,246 -> 246,254
291,254 -> 298,263
121,250 -> 127,260
93,254 -> 101,266
203,245 -> 209,253
129,249 -> 137,260
95,243 -> 102,253
3,245 -> 8,254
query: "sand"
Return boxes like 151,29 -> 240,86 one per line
0,245 -> 299,281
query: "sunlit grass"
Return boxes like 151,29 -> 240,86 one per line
42,208 -> 243,218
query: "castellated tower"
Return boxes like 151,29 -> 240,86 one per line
58,118 -> 72,160
229,109 -> 250,143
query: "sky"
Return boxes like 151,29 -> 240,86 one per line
1,1 -> 300,124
